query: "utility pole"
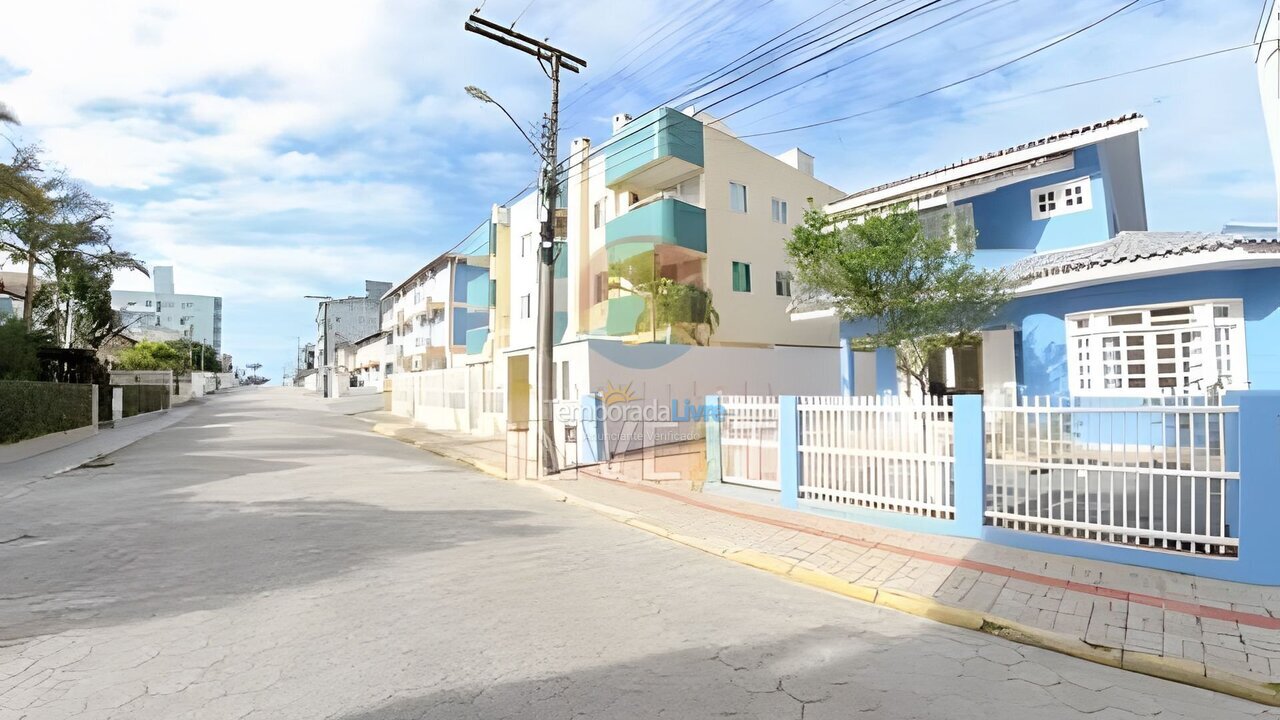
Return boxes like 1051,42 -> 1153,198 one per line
464,13 -> 586,477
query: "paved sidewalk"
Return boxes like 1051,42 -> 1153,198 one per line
369,419 -> 1280,705
0,403 -> 200,500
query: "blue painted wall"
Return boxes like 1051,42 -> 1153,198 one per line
464,269 -> 491,307
451,308 -> 488,346
999,268 -> 1280,399
454,264 -> 488,304
960,147 -> 1111,254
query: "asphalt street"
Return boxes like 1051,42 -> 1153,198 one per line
0,388 -> 1274,719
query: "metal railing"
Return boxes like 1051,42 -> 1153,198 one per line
797,395 -> 956,519
984,397 -> 1238,556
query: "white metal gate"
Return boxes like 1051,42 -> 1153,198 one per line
985,397 -> 1238,556
797,396 -> 956,518
720,395 -> 779,491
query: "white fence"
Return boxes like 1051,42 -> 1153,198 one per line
985,398 -> 1238,556
390,366 -> 504,435
797,396 -> 955,519
720,396 -> 779,490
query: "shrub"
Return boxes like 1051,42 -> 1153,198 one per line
0,380 -> 93,444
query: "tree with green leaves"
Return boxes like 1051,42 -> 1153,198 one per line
788,205 -> 1012,396
164,339 -> 219,371
608,251 -> 720,346
0,316 -> 52,380
0,146 -> 145,334
114,341 -> 188,372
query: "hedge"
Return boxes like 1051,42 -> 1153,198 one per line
0,381 -> 94,445
121,384 -> 171,418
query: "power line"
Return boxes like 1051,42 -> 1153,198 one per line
739,0 -> 1143,138
510,0 -> 537,28
676,0 -> 931,114
560,0 -> 712,111
716,0 -> 1010,122
560,1 -> 772,125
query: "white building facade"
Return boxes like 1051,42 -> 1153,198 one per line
111,266 -> 223,355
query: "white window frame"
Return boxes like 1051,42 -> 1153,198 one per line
519,293 -> 531,319
771,198 -> 788,224
775,270 -> 793,297
729,182 -> 747,214
1065,300 -> 1247,398
1030,176 -> 1092,221
593,199 -> 606,229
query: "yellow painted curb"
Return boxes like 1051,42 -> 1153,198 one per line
726,548 -> 798,576
1203,666 -> 1280,707
666,532 -> 734,557
787,566 -> 878,604
979,618 -> 1122,669
875,588 -> 985,631
1122,651 -> 1207,687
625,518 -> 673,538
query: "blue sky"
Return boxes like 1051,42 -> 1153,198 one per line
0,0 -> 1274,380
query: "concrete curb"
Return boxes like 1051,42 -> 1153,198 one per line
365,422 -> 1280,707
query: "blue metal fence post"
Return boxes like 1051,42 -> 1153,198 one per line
704,395 -> 723,485
779,396 -> 801,509
578,393 -> 606,465
951,394 -> 986,538
839,338 -> 853,397
1227,391 -> 1280,582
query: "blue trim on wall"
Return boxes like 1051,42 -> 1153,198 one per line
839,338 -> 853,396
875,347 -> 897,395
778,396 -> 800,509
704,395 -> 723,484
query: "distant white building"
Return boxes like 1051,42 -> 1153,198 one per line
111,266 -> 223,355
313,280 -> 391,397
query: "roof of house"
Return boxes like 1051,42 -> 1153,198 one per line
0,271 -> 39,299
1006,232 -> 1280,281
787,232 -> 1280,316
832,113 -> 1146,208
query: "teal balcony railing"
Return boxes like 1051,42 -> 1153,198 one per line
605,198 -> 707,254
465,326 -> 489,356
605,107 -> 704,191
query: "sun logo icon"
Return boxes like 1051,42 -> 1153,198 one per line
601,381 -> 638,406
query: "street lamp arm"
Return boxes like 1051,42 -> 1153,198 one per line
464,85 -> 546,160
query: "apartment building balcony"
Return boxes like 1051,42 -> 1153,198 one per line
605,197 -> 707,254
465,326 -> 489,356
605,107 -> 704,195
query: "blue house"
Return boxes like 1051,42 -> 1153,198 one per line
792,114 -> 1280,402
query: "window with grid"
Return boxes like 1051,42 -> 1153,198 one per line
1066,301 -> 1246,396
1031,177 -> 1092,221
771,198 -> 788,224
731,261 -> 751,292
